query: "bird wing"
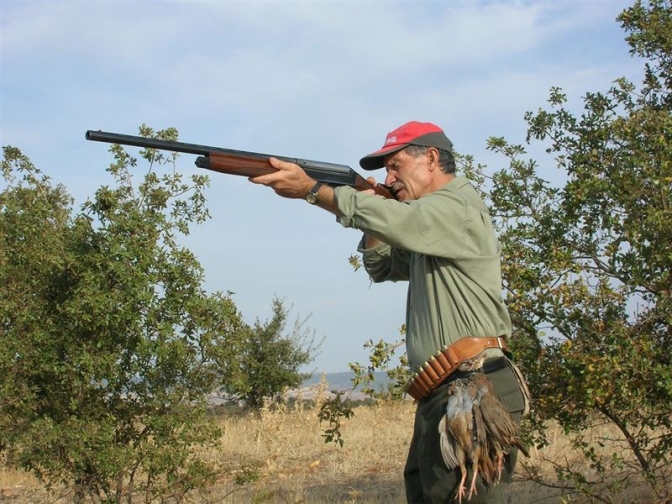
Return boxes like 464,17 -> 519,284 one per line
473,373 -> 530,458
438,415 -> 463,469
472,399 -> 499,486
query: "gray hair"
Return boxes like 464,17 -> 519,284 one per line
404,145 -> 456,174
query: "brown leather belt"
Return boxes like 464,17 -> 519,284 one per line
404,336 -> 509,402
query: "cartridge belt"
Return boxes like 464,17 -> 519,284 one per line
404,336 -> 509,402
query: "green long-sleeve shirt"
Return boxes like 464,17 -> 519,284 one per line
334,176 -> 511,371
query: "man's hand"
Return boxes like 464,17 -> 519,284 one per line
364,176 -> 378,195
248,157 -> 315,199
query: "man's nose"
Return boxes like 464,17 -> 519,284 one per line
384,173 -> 396,186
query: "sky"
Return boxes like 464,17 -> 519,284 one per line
2,0 -> 642,373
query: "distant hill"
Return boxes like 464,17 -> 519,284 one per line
207,371 -> 399,405
301,370 -> 392,390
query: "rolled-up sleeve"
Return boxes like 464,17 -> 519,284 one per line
356,238 -> 411,282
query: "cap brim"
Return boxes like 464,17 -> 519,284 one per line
359,144 -> 408,171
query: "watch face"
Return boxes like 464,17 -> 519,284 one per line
306,182 -> 321,204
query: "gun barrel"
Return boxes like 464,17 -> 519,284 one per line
86,129 -> 394,198
86,130 -> 357,182
85,131 -> 351,171
85,130 -> 217,156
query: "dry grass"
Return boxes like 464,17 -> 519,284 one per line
1,384 -> 670,503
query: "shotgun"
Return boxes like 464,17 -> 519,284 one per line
85,130 -> 395,199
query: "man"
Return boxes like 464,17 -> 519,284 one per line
250,121 -> 528,503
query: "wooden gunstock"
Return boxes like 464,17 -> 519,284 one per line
351,173 -> 395,199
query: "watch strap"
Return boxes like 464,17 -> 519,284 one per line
306,181 -> 323,204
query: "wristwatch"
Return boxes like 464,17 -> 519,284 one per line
305,182 -> 323,205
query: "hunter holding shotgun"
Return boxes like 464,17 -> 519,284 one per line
249,121 -> 529,504
86,121 -> 529,502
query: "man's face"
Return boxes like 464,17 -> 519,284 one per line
382,148 -> 432,201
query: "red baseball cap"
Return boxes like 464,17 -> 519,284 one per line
359,121 -> 454,170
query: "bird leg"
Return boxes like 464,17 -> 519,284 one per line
467,461 -> 480,501
455,464 -> 468,504
496,453 -> 504,483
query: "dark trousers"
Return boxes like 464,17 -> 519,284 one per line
404,358 -> 526,504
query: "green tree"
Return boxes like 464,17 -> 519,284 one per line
219,298 -> 321,411
476,0 -> 672,499
349,330 -> 410,402
0,127 -> 247,503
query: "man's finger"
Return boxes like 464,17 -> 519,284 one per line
268,156 -> 296,171
249,157 -> 287,185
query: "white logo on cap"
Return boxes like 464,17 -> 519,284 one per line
385,136 -> 397,145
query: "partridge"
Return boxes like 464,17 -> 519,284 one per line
438,358 -> 529,503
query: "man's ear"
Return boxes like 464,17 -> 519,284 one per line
426,147 -> 440,170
